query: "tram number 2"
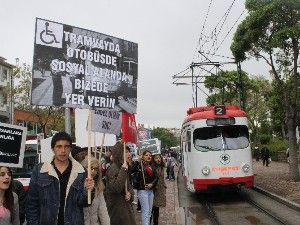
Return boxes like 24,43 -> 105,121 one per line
215,106 -> 226,115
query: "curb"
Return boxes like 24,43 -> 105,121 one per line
253,185 -> 300,212
174,166 -> 182,225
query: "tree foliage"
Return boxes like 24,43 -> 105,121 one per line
204,70 -> 250,106
231,0 -> 300,181
204,70 -> 272,146
152,127 -> 179,150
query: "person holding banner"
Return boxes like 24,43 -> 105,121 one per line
26,132 -> 95,225
0,166 -> 20,225
131,150 -> 158,225
81,157 -> 110,225
105,142 -> 136,225
150,154 -> 166,225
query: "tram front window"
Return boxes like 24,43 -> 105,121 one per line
194,125 -> 249,151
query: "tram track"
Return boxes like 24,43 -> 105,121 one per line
245,197 -> 288,225
200,201 -> 222,225
177,168 -> 300,225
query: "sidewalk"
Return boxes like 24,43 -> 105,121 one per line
133,168 -> 178,225
252,160 -> 300,205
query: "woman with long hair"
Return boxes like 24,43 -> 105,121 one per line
105,142 -> 136,225
81,157 -> 110,225
0,166 -> 20,225
132,150 -> 158,225
151,154 -> 166,225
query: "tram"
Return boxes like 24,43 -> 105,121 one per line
181,105 -> 254,192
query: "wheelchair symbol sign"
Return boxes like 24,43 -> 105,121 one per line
35,19 -> 63,48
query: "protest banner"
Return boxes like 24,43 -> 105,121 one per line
0,122 -> 27,168
122,112 -> 137,144
40,136 -> 53,163
90,109 -> 121,135
137,127 -> 152,141
138,138 -> 161,155
31,18 -> 138,114
75,109 -> 116,147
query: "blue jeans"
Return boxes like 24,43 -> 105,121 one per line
137,190 -> 154,225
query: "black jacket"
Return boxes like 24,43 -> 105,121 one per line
130,161 -> 158,190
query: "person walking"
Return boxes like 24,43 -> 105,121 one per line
131,150 -> 158,225
81,157 -> 110,225
166,153 -> 176,180
151,154 -> 166,225
0,166 -> 20,225
26,131 -> 95,225
261,146 -> 270,167
105,142 -> 136,225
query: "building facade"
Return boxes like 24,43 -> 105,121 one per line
14,109 -> 56,136
0,56 -> 14,123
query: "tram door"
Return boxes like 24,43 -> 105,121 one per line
181,131 -> 187,179
182,130 -> 191,179
185,130 -> 192,179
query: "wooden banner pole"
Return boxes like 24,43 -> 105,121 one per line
93,132 -> 96,157
100,133 -> 106,160
87,110 -> 92,204
140,158 -> 146,187
123,142 -> 128,193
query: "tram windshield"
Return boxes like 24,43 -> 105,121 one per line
193,125 -> 249,151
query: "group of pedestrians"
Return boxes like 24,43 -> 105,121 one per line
0,131 -> 170,225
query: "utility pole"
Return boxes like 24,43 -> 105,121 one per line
65,108 -> 71,135
237,61 -> 245,110
9,58 -> 19,125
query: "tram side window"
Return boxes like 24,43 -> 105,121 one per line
187,130 -> 191,152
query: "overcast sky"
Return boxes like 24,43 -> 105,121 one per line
0,0 -> 269,128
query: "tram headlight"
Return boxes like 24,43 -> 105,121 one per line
242,163 -> 250,173
201,166 -> 210,175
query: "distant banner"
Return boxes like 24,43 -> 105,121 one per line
122,112 -> 137,144
90,109 -> 121,135
137,128 -> 152,141
0,123 -> 27,168
139,138 -> 161,155
31,18 -> 138,113
75,109 -> 116,147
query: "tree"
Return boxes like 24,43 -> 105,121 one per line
231,0 -> 300,181
152,127 -> 179,150
204,70 -> 250,106
13,63 -> 65,136
204,70 -> 272,147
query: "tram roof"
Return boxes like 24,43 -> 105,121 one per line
183,105 -> 246,123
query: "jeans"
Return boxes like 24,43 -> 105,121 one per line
151,207 -> 159,225
137,190 -> 154,225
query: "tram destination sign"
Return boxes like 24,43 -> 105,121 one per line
0,123 -> 27,168
31,18 -> 138,113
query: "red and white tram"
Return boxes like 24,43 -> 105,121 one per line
181,105 -> 254,192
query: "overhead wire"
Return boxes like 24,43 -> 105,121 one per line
192,0 -> 214,61
212,9 -> 246,57
198,0 -> 236,55
206,0 -> 237,55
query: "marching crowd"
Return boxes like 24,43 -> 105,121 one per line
0,131 -> 177,225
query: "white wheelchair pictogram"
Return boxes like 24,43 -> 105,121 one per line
40,22 -> 60,45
